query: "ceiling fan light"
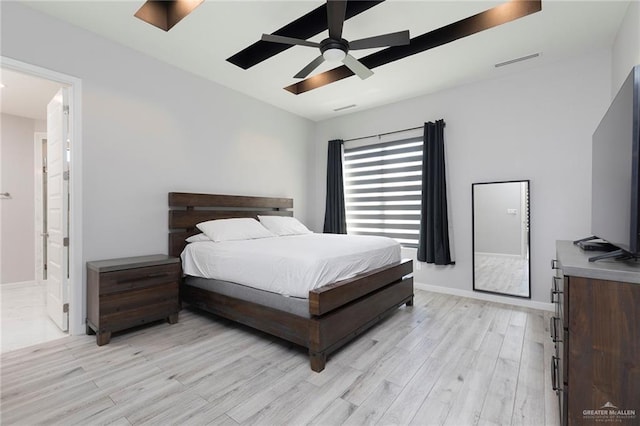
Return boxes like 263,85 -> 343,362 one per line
323,48 -> 346,62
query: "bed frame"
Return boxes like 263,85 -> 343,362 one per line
168,192 -> 413,372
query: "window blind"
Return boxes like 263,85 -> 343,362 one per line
343,136 -> 423,248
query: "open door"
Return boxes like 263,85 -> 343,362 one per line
45,88 -> 69,331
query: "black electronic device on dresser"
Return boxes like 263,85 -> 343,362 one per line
589,65 -> 640,261
86,255 -> 181,345
550,241 -> 639,426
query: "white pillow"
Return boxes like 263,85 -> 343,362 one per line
258,215 -> 313,236
185,233 -> 210,243
196,218 -> 276,242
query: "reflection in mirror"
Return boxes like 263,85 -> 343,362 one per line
472,180 -> 530,298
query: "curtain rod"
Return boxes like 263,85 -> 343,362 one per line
343,121 -> 445,143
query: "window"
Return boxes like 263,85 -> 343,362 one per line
343,137 -> 423,247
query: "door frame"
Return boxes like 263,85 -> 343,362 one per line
2,56 -> 84,335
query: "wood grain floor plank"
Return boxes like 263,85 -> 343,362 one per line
488,304 -> 513,335
379,349 -> 461,425
0,365 -> 89,412
238,380 -> 318,425
133,391 -> 209,425
189,355 -> 275,401
0,349 -> 79,386
511,339 -> 546,425
0,290 -> 558,426
108,374 -> 185,406
308,397 -> 356,425
410,349 -> 477,425
478,357 -> 521,425
191,367 -> 285,422
385,336 -> 438,387
207,413 -> 239,426
285,365 -> 364,425
40,395 -> 115,425
1,380 -> 102,425
429,299 -> 487,360
343,379 -> 402,425
499,323 -> 526,362
442,331 -> 504,426
341,345 -> 409,406
225,362 -> 313,423
524,309 -> 547,344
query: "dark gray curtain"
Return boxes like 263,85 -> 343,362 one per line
418,120 -> 453,265
323,139 -> 347,234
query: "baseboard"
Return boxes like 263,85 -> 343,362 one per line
414,281 -> 554,312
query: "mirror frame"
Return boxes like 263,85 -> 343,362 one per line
472,180 -> 531,299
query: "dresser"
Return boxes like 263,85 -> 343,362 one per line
551,241 -> 639,425
86,255 -> 181,345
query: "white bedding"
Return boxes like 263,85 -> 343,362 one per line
180,233 -> 401,298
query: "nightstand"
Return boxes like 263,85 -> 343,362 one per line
86,254 -> 181,345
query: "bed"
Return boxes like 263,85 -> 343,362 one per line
169,192 -> 413,372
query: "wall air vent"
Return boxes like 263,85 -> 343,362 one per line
494,53 -> 540,68
333,104 -> 357,112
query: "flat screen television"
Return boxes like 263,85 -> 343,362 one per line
590,65 -> 640,260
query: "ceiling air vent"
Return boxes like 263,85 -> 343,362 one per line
495,53 -> 540,68
333,104 -> 357,112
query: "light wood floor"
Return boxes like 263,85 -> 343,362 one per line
0,289 -> 559,425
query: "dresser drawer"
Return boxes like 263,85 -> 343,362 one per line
99,263 -> 180,295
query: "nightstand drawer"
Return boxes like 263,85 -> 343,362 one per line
99,300 -> 180,331
99,282 -> 178,315
99,263 -> 180,295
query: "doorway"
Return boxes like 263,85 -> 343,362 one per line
0,57 -> 83,352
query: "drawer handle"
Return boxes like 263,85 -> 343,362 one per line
550,317 -> 562,342
551,356 -> 562,393
117,272 -> 171,284
146,272 -> 171,278
550,277 -> 563,303
551,259 -> 559,270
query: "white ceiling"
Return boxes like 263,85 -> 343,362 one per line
0,68 -> 64,121
14,1 -> 632,121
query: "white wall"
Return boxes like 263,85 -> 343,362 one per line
1,3 -> 314,327
0,113 -> 43,283
611,0 -> 640,96
312,50 -> 611,303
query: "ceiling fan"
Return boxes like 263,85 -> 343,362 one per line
260,0 -> 409,80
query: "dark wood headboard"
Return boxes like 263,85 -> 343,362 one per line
168,192 -> 293,257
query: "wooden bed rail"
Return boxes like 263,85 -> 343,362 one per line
309,259 -> 413,315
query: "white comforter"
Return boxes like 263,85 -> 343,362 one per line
181,233 -> 401,298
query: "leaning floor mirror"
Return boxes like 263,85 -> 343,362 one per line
472,180 -> 531,298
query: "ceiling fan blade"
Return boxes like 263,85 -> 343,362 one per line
327,0 -> 347,40
294,55 -> 326,79
349,30 -> 410,50
261,34 -> 320,48
285,0 -> 541,95
227,1 -> 383,70
342,54 -> 373,80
